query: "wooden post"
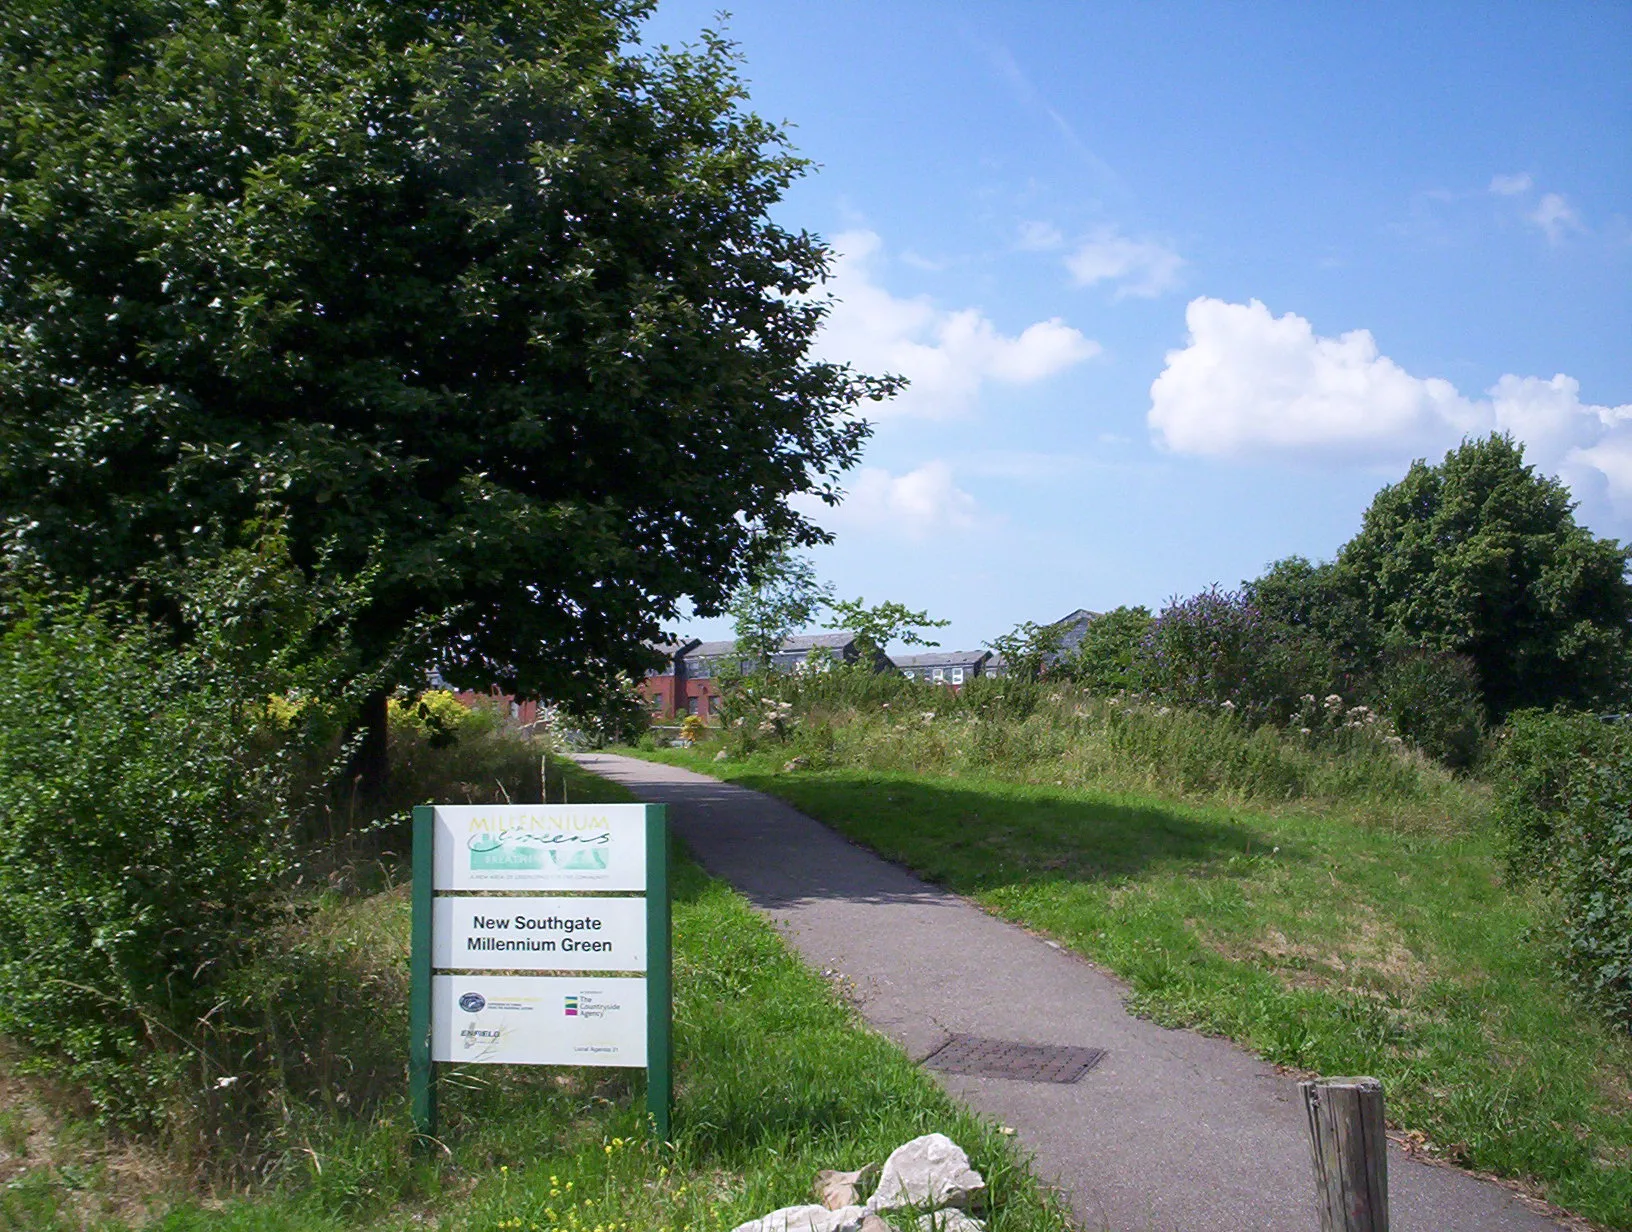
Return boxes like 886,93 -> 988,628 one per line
1300,1076 -> 1388,1232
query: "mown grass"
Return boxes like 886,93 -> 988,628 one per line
1,759 -> 1069,1232
638,741 -> 1632,1230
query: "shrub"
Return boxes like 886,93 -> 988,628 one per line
1377,648 -> 1486,770
0,600 -> 296,1130
1057,605 -> 1151,691
1490,710 -> 1618,878
1557,752 -> 1632,1028
1491,709 -> 1632,1030
1135,587 -> 1333,724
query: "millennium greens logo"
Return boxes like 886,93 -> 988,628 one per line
458,992 -> 486,1013
463,810 -> 615,873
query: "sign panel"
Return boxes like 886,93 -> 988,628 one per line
432,804 -> 647,891
432,896 -> 646,972
431,974 -> 647,1067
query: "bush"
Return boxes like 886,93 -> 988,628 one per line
1491,709 -> 1632,1030
1557,752 -> 1632,1028
1057,605 -> 1151,691
1134,587 -> 1334,725
1377,648 -> 1486,770
0,600 -> 296,1130
1490,710 -> 1618,877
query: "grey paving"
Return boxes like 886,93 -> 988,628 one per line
577,753 -> 1573,1232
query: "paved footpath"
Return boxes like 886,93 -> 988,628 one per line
577,753 -> 1574,1232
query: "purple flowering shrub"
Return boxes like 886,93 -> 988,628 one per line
1135,587 -> 1332,726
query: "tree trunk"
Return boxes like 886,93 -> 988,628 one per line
349,688 -> 391,807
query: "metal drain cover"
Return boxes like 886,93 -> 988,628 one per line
923,1034 -> 1106,1084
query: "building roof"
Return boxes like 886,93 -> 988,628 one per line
680,631 -> 858,659
683,639 -> 739,659
892,651 -> 991,669
779,631 -> 855,652
1050,608 -> 1103,654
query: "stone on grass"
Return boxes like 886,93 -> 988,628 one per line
783,755 -> 810,772
732,1204 -> 870,1232
866,1134 -> 986,1214
915,1212 -> 985,1232
714,750 -> 730,762
814,1164 -> 881,1210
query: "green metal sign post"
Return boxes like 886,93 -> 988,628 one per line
408,802 -> 671,1144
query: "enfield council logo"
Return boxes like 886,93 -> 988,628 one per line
458,992 -> 486,1013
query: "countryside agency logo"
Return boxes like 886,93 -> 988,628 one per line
464,810 -> 614,873
564,992 -> 621,1021
458,992 -> 486,1013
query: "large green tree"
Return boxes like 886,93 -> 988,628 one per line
0,1 -> 886,779
1337,434 -> 1632,716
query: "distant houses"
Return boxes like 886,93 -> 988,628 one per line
893,650 -> 992,687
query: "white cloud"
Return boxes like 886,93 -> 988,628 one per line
1528,192 -> 1583,243
816,230 -> 1099,419
1017,220 -> 1064,251
1148,297 -> 1632,530
1065,227 -> 1184,299
794,460 -> 985,540
1489,172 -> 1533,196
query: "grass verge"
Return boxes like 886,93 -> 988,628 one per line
636,745 -> 1632,1230
1,758 -> 1069,1232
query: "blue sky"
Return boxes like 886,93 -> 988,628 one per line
643,2 -> 1632,652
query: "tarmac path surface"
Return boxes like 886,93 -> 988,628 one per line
576,752 -> 1574,1232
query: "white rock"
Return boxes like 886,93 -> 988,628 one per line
733,1204 -> 872,1232
867,1134 -> 986,1213
916,1212 -> 985,1232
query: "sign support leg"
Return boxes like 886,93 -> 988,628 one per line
410,804 -> 438,1141
645,805 -> 672,1141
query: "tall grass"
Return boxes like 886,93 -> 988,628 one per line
733,672 -> 1480,830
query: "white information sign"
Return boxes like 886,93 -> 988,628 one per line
432,896 -> 646,972
432,804 -> 647,891
431,974 -> 647,1067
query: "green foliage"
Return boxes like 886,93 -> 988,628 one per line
824,596 -> 949,660
1491,710 -> 1616,877
1557,751 -> 1632,1029
1376,647 -> 1485,770
729,548 -> 832,667
1057,605 -> 1151,691
0,0 -> 888,711
1247,555 -> 1378,690
1338,435 -> 1632,718
1491,711 -> 1632,1031
0,599 -> 295,1130
985,620 -> 1066,683
385,691 -> 542,814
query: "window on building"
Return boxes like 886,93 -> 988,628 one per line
933,668 -> 945,682
901,669 -> 915,679
687,697 -> 699,716
950,667 -> 965,684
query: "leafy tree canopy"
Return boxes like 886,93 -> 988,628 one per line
824,596 -> 948,661
0,0 -> 888,709
1336,434 -> 1632,716
728,548 -> 830,667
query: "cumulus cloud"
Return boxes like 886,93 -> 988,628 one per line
1065,227 -> 1184,298
794,460 -> 984,540
815,230 -> 1099,419
1489,172 -> 1533,196
1528,192 -> 1583,244
1149,297 -> 1632,529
